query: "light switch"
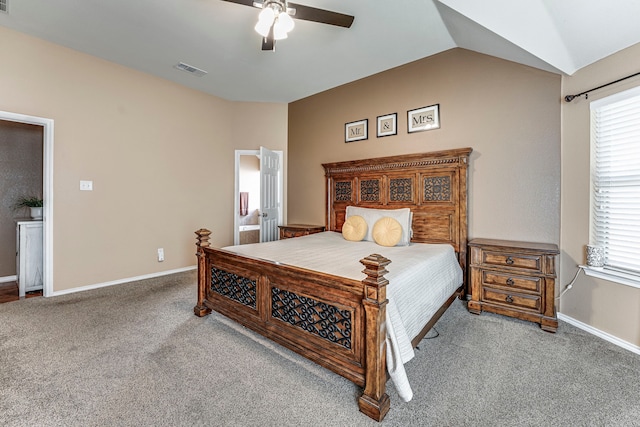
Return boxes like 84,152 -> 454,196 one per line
80,180 -> 93,191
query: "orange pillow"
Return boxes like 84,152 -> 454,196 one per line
372,217 -> 403,247
342,215 -> 368,241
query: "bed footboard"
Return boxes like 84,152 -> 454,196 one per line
194,229 -> 391,421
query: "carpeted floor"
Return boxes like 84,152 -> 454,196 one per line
1,270 -> 639,426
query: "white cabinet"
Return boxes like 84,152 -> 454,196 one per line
16,220 -> 43,297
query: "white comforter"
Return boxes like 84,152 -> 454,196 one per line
222,231 -> 463,401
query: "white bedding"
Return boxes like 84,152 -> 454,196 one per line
222,231 -> 463,401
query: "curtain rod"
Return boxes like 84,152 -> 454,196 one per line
564,71 -> 640,102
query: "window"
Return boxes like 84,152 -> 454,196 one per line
589,86 -> 640,288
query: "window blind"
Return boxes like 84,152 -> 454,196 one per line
590,86 -> 640,276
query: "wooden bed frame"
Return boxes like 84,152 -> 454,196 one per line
194,147 -> 472,421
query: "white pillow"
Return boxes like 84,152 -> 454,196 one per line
345,206 -> 412,245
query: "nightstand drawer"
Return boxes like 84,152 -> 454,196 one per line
482,287 -> 541,312
482,271 -> 541,293
281,228 -> 304,239
482,251 -> 542,272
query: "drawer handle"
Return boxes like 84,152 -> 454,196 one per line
506,278 -> 514,286
505,256 -> 514,265
505,295 -> 514,303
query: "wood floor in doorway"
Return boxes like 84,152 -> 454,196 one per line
0,282 -> 42,304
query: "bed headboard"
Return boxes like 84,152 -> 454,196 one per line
322,147 -> 472,271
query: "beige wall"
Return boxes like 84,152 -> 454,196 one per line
289,49 -> 561,246
231,102 -> 288,225
0,26 -> 287,292
560,43 -> 640,347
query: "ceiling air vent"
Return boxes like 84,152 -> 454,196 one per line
174,62 -> 207,77
0,0 -> 8,13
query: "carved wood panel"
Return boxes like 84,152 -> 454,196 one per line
423,175 -> 451,202
271,287 -> 353,349
420,171 -> 458,205
359,178 -> 381,203
334,180 -> 353,202
389,176 -> 415,203
411,212 -> 456,244
210,267 -> 257,309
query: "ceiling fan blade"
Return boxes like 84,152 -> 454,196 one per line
221,0 -> 352,50
219,0 -> 258,7
288,2 -> 354,28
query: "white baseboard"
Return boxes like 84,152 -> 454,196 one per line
0,275 -> 17,283
558,312 -> 640,356
50,266 -> 197,297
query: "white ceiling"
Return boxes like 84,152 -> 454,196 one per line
2,0 -> 640,103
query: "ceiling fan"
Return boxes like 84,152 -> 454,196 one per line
221,0 -> 354,51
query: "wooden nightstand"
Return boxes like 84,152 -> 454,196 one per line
467,238 -> 559,332
278,224 -> 325,239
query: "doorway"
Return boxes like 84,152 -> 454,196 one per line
234,148 -> 283,246
0,110 -> 54,298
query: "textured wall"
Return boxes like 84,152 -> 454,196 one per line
0,121 -> 43,277
288,48 -> 561,245
561,42 -> 640,347
0,26 -> 287,292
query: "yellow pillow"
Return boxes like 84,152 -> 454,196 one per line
372,217 -> 403,247
342,215 -> 368,241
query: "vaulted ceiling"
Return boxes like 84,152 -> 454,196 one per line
2,0 -> 639,103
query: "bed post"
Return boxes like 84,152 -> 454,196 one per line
458,152 -> 470,299
194,228 -> 212,317
358,254 -> 391,422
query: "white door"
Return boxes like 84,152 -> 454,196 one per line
259,146 -> 280,242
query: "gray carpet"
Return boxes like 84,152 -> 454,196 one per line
1,271 -> 639,426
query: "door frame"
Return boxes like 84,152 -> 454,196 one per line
234,149 -> 283,246
0,110 -> 54,297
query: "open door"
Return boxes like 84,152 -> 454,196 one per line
259,146 -> 280,242
0,111 -> 53,298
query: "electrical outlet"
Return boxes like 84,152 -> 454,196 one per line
157,248 -> 164,262
80,180 -> 93,191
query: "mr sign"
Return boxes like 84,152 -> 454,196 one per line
345,119 -> 368,142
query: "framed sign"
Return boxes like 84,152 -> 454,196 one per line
376,113 -> 397,138
345,119 -> 368,142
407,104 -> 440,133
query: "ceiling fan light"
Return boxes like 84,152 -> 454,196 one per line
277,11 -> 294,33
273,21 -> 288,40
254,20 -> 272,37
258,6 -> 275,23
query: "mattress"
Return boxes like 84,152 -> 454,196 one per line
222,231 -> 463,401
